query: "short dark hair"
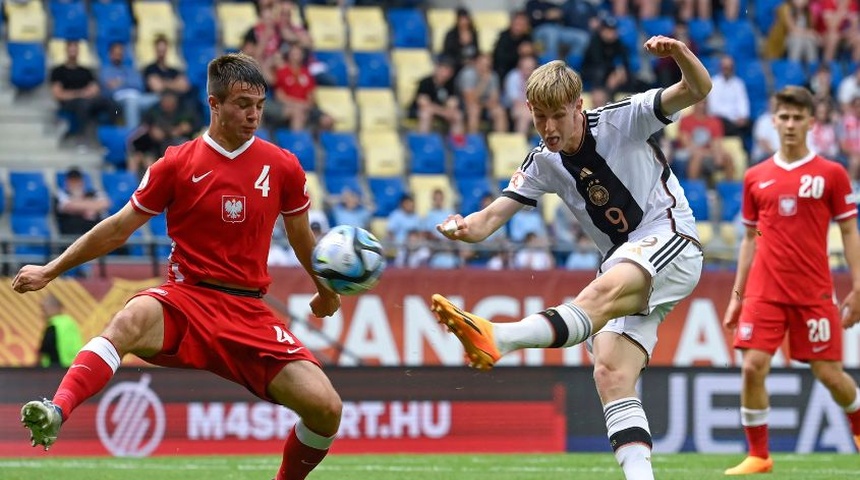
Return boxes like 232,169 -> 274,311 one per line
773,86 -> 815,115
207,53 -> 267,102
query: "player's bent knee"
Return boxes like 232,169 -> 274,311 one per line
811,362 -> 844,390
593,363 -> 636,398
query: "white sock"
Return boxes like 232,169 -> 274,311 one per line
494,303 -> 593,355
844,388 -> 860,413
740,407 -> 769,427
605,397 -> 653,480
295,419 -> 335,450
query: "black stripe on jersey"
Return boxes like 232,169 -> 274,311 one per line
560,131 -> 643,245
652,88 -> 673,125
502,190 -> 537,207
648,135 -> 679,233
520,149 -> 537,171
597,98 -> 632,112
650,235 -> 690,272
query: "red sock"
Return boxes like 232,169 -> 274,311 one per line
53,337 -> 119,421
847,409 -> 860,436
744,424 -> 769,459
276,426 -> 330,480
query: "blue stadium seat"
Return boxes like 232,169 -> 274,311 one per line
325,174 -> 362,197
354,52 -> 392,88
388,8 -> 428,49
715,180 -> 743,222
368,177 -> 407,217
320,132 -> 359,176
702,55 -> 720,77
456,177 -> 492,215
451,134 -> 488,178
274,129 -> 316,172
148,213 -> 172,257
641,16 -> 675,38
0,182 -> 4,215
720,19 -> 757,61
97,126 -> 132,168
687,18 -> 714,53
753,0 -> 783,33
93,0 -> 132,45
808,60 -> 845,92
616,15 -> 638,53
737,60 -> 768,117
178,3 -> 217,47
183,43 -> 216,90
50,1 -> 89,40
313,51 -> 350,87
680,179 -> 709,221
771,59 -> 807,91
11,214 -> 51,258
10,171 -> 50,216
8,43 -> 46,90
406,132 -> 445,174
101,171 -> 140,214
255,129 -> 271,142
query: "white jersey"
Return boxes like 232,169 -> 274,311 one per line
503,88 -> 699,256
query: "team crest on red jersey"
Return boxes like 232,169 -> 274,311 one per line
738,322 -> 753,341
778,195 -> 797,216
222,195 -> 246,223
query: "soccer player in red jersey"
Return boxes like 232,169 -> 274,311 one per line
723,86 -> 860,475
14,54 -> 342,480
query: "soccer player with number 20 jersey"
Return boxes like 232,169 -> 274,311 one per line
723,86 -> 860,475
431,35 -> 712,480
14,54 -> 342,480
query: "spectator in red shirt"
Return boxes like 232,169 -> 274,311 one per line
676,101 -> 734,182
813,0 -> 860,61
265,44 -> 332,132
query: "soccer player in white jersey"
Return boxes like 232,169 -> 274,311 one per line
431,35 -> 712,480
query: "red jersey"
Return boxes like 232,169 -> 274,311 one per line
131,133 -> 310,291
275,65 -> 315,102
741,152 -> 857,305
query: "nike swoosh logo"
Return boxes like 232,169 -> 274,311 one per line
192,171 -> 213,183
812,345 -> 829,353
70,364 -> 92,371
287,347 -> 305,354
758,180 -> 776,189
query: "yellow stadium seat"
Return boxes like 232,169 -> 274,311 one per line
472,11 -> 509,54
541,193 -> 563,224
217,2 -> 259,51
488,132 -> 530,179
719,222 -> 739,246
6,1 -> 46,42
304,5 -> 346,51
392,48 -> 434,109
356,89 -> 398,132
696,221 -> 715,247
360,130 -> 405,177
828,223 -> 845,268
314,87 -> 356,132
134,40 -> 183,69
370,218 -> 389,243
408,174 -> 453,216
720,137 -> 749,180
304,172 -> 325,211
346,7 -> 388,52
48,39 -> 97,68
133,1 -> 178,45
427,8 -> 455,54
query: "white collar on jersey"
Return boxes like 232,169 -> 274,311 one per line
773,151 -> 815,171
202,131 -> 256,160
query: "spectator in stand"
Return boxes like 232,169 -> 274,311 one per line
765,0 -> 820,63
838,95 -> 860,180
409,57 -> 465,138
677,101 -> 735,180
456,53 -> 509,134
550,200 -> 582,261
503,55 -> 538,134
526,0 -> 591,61
809,62 -> 836,101
561,0 -> 603,56
276,0 -> 312,50
394,230 -> 432,268
143,36 -> 191,101
580,16 -> 630,94
492,11 -> 533,81
442,8 -> 479,74
100,42 -> 159,129
508,207 -> 548,244
55,167 -> 110,237
837,66 -> 860,108
37,295 -> 83,368
674,0 -> 741,21
128,91 -> 201,176
386,194 -> 422,246
423,189 -> 454,240
265,43 -> 333,133
513,232 -> 555,270
330,188 -> 372,229
50,40 -> 120,144
565,233 -> 601,270
707,55 -> 751,139
810,100 -> 845,162
588,86 -> 611,108
813,0 -> 860,62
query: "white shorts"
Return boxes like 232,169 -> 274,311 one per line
588,232 -> 703,358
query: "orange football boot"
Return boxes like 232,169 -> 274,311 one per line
854,435 -> 860,452
430,294 -> 501,370
724,456 -> 773,475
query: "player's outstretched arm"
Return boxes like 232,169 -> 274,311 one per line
282,212 -> 340,318
838,217 -> 860,328
724,225 -> 758,331
644,35 -> 712,116
11,203 -> 151,293
437,196 -> 522,243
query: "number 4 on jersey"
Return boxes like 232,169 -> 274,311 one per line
255,165 -> 271,197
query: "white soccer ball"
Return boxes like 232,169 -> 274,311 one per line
311,225 -> 386,295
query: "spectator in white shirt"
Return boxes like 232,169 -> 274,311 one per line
503,55 -> 538,134
837,68 -> 860,109
513,232 -> 555,270
707,55 -> 751,139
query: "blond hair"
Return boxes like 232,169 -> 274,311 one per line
525,60 -> 583,110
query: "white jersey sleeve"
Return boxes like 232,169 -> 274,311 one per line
597,88 -> 680,142
502,145 -> 552,209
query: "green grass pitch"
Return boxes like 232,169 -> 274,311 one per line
1,453 -> 857,480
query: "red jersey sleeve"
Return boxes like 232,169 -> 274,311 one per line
741,170 -> 759,226
279,150 -> 310,216
131,149 -> 177,216
828,162 -> 858,221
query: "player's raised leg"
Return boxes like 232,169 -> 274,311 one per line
809,360 -> 860,453
21,296 -> 164,450
725,348 -> 774,475
267,360 -> 342,480
432,261 -> 650,369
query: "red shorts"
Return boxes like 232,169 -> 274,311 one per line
133,283 -> 320,401
734,298 -> 843,362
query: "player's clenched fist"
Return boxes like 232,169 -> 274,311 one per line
644,36 -> 685,57
11,265 -> 53,293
